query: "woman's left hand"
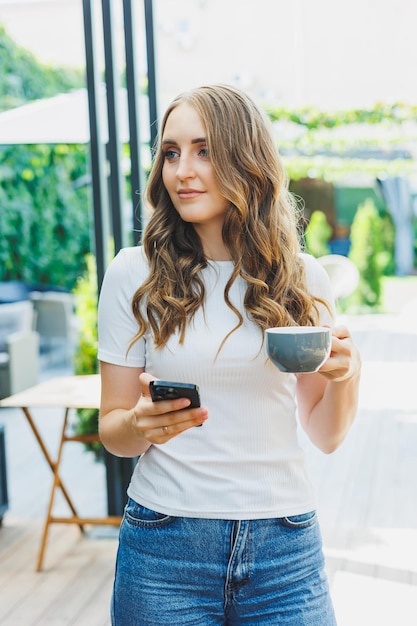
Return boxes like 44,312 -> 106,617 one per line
318,325 -> 361,383
296,325 -> 361,452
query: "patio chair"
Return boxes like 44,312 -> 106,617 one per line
29,291 -> 78,363
317,254 -> 360,300
0,300 -> 40,399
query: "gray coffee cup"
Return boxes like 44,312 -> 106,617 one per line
266,326 -> 332,373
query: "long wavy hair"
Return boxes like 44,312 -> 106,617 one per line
131,84 -> 325,351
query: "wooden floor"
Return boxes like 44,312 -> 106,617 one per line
0,519 -> 116,626
0,307 -> 416,625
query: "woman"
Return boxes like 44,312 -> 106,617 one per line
98,84 -> 361,625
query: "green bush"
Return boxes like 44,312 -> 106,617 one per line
0,144 -> 91,289
304,210 -> 332,257
0,24 -> 83,110
72,254 -> 101,458
379,212 -> 396,276
348,199 -> 385,308
0,23 -> 90,290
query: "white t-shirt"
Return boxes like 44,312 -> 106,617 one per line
97,246 -> 335,520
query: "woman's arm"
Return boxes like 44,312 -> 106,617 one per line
99,362 -> 208,457
296,325 -> 361,454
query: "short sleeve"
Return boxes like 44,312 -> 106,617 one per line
97,247 -> 148,367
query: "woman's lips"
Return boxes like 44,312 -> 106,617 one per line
177,189 -> 205,199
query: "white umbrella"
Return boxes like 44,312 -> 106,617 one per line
0,87 -> 149,145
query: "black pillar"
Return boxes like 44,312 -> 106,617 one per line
123,0 -> 145,245
82,0 -> 110,289
102,0 -> 125,254
144,0 -> 158,150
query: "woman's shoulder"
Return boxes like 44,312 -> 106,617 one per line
101,245 -> 149,292
299,251 -> 320,269
108,245 -> 148,273
299,252 -> 328,281
116,244 -> 147,263
298,252 -> 335,308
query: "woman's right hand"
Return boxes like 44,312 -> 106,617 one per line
131,372 -> 208,444
99,363 -> 208,457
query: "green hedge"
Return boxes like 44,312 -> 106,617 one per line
0,144 -> 92,290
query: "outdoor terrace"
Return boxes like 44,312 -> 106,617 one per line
0,304 -> 416,625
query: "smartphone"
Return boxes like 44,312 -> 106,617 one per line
149,380 -> 201,408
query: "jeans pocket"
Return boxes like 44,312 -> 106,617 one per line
124,497 -> 175,528
279,510 -> 317,529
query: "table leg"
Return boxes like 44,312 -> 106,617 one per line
22,407 -> 82,520
19,401 -> 121,571
21,407 -> 85,571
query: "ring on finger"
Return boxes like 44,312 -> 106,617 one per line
161,425 -> 169,436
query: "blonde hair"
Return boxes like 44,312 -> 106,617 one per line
131,84 -> 324,350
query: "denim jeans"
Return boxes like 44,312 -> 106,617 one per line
111,498 -> 336,625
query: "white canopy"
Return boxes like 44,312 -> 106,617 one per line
0,87 -> 150,145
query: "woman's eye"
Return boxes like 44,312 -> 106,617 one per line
199,147 -> 209,158
162,149 -> 179,160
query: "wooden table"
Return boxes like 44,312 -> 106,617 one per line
0,375 -> 122,571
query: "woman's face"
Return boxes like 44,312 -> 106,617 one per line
161,103 -> 229,236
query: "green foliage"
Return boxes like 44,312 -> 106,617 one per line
378,212 -> 396,276
304,210 -> 332,257
266,102 -> 417,130
266,101 -> 416,182
73,254 -> 99,376
0,144 -> 91,289
0,24 -> 83,111
348,199 -> 385,308
0,22 -> 90,290
281,154 -> 416,184
72,254 -> 101,457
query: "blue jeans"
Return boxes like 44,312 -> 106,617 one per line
111,498 -> 336,625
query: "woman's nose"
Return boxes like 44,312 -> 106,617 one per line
176,155 -> 195,180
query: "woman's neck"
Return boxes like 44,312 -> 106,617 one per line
204,245 -> 231,261
194,227 -> 231,262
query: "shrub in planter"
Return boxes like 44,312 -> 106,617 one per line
348,199 -> 385,309
304,210 -> 332,258
72,254 -> 101,458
